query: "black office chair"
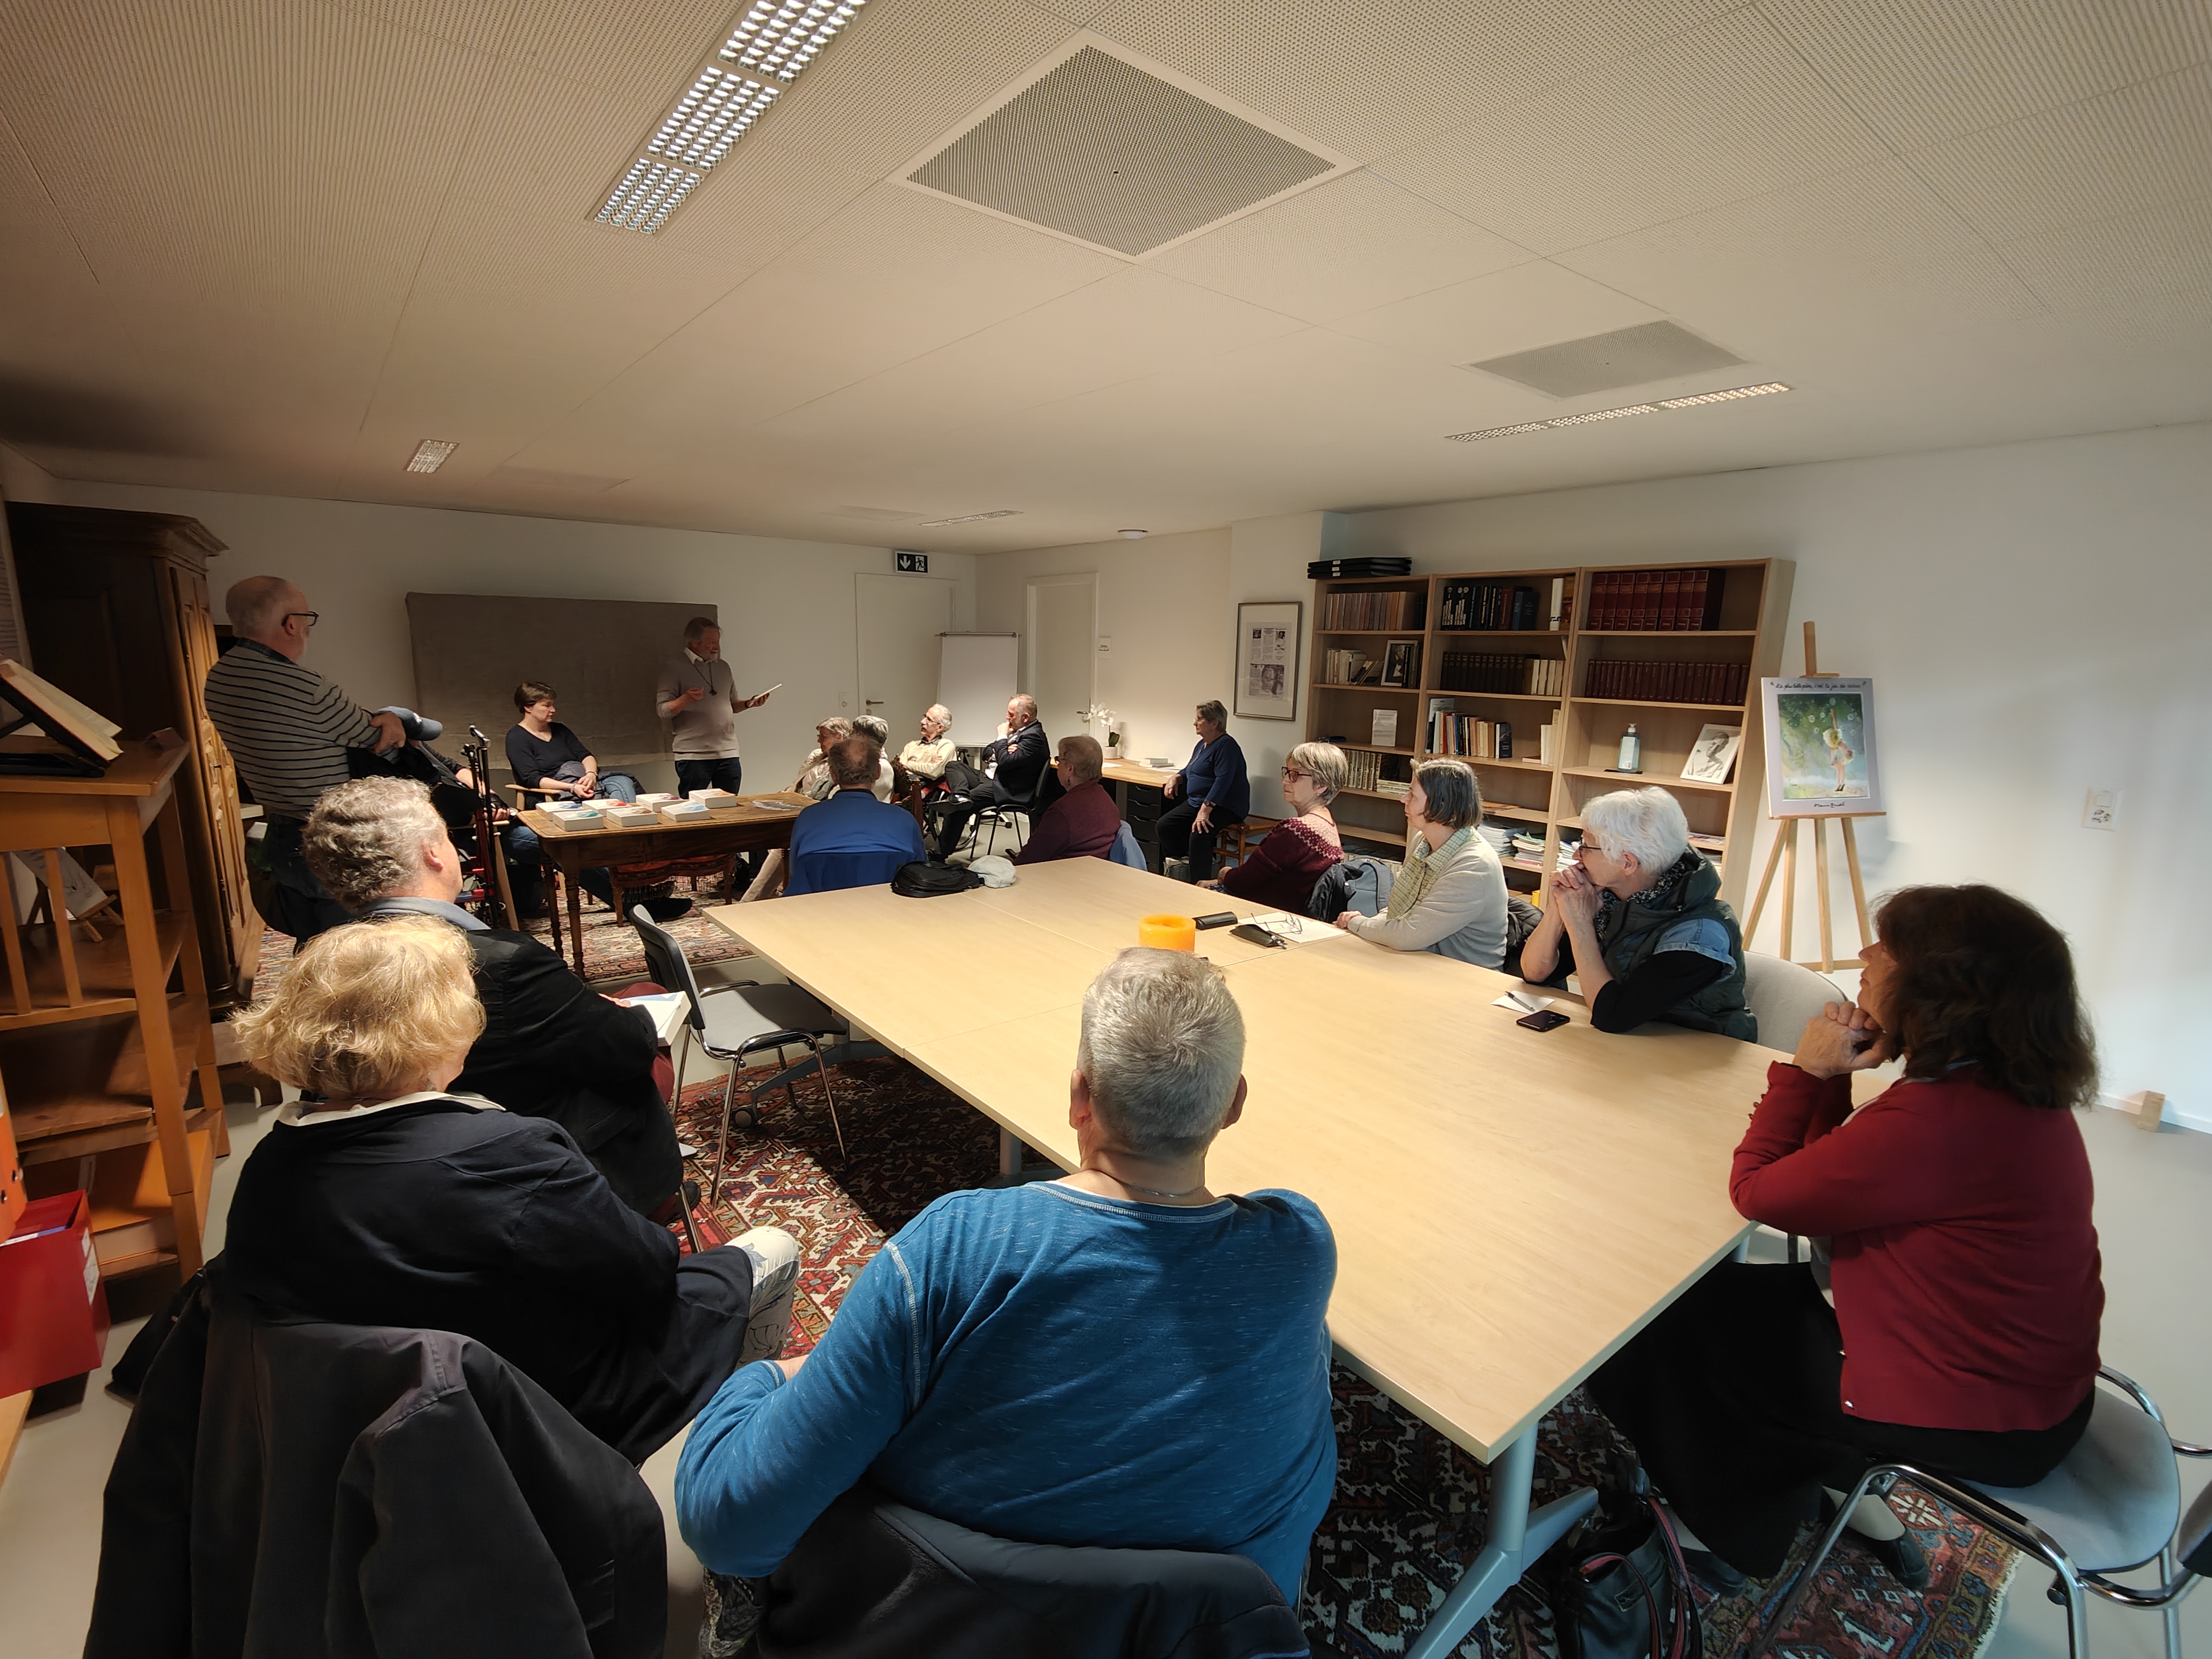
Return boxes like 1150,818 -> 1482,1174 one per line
723,1480 -> 1310,1658
632,914 -> 851,1188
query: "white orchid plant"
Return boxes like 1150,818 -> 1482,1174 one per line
1076,703 -> 1122,747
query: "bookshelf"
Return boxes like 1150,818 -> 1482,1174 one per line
1305,558 -> 1793,908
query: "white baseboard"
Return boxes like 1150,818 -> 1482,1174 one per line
2098,1090 -> 2210,1136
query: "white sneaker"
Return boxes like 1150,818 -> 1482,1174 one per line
729,1226 -> 801,1365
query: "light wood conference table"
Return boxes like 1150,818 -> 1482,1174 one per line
707,858 -> 1776,1657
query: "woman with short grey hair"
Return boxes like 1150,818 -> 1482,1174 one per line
1333,758 -> 1507,967
1201,741 -> 1346,913
1519,785 -> 1752,1039
1159,702 -> 1249,882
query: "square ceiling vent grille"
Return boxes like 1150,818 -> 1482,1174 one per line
900,40 -> 1348,259
1468,321 -> 1744,399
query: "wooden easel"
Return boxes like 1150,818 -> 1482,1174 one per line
1743,622 -> 1881,972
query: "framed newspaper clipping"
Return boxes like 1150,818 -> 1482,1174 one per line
1234,601 -> 1300,720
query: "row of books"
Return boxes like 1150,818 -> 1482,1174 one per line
1438,577 -> 1568,632
1341,748 -> 1390,792
1319,649 -> 1374,685
1430,713 -> 1516,758
1584,658 -> 1750,704
1321,589 -> 1426,630
1586,568 -> 1727,631
1438,652 -> 1564,696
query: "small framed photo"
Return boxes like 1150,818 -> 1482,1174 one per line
1380,639 -> 1419,687
1680,724 -> 1743,785
1234,602 -> 1301,720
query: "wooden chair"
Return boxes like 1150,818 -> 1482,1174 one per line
1219,816 -> 1282,874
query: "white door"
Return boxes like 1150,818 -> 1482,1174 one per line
1026,574 -> 1096,747
856,574 -> 954,742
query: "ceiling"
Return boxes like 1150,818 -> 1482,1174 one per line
1,0 -> 2207,552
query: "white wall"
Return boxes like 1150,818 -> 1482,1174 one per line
43,480 -> 976,792
1223,422 -> 2209,1125
974,528 -> 1231,766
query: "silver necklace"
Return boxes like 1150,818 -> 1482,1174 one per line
1080,1164 -> 1206,1201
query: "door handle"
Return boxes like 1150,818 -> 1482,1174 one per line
865,699 -> 885,707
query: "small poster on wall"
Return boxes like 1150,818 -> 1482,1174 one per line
1234,601 -> 1300,720
1761,678 -> 1883,815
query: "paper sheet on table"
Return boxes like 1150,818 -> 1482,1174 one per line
1494,990 -> 1554,1014
1239,909 -> 1353,946
615,991 -> 690,1044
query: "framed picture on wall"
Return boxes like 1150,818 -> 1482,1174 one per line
1380,639 -> 1420,687
1235,601 -> 1300,720
1760,678 -> 1883,815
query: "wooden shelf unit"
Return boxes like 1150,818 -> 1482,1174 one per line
0,739 -> 226,1280
1305,559 -> 1793,906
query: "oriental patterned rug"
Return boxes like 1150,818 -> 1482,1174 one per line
668,1062 -> 2023,1659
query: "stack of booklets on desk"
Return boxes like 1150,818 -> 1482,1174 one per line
604,804 -> 658,827
1585,660 -> 1749,704
658,800 -> 711,824
541,806 -> 604,832
690,789 -> 744,814
1307,557 -> 1411,578
1586,568 -> 1725,630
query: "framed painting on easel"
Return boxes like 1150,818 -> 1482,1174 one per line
1760,676 -> 1882,816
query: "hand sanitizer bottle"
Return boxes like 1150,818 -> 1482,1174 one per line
1617,724 -> 1642,773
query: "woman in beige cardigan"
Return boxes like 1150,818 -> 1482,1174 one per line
1332,759 -> 1508,968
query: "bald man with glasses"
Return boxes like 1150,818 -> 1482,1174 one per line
203,575 -> 406,942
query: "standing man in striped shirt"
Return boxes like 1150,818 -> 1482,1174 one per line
655,616 -> 770,800
204,576 -> 404,943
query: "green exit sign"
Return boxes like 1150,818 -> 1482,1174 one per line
895,550 -> 928,574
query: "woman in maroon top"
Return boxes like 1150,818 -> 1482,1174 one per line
1200,742 -> 1347,915
1588,885 -> 2103,1586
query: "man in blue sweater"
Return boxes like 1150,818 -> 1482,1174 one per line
677,948 -> 1337,1632
784,736 -> 925,894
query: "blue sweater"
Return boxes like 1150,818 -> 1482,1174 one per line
676,1182 -> 1337,1601
785,787 -> 926,895
1181,734 -> 1251,819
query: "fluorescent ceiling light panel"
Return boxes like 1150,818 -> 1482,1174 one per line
920,509 -> 1022,526
596,0 -> 864,234
1446,383 -> 1792,443
719,0 -> 865,83
406,439 -> 457,473
1655,381 -> 1791,408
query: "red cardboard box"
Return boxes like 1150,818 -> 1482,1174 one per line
0,1191 -> 111,1396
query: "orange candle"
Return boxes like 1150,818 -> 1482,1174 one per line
1137,913 -> 1197,952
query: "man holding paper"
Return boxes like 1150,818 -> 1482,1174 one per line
657,616 -> 773,799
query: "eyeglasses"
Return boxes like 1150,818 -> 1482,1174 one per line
286,611 -> 320,629
1280,767 -> 1315,782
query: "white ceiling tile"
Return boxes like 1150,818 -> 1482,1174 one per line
1147,170 -> 1529,323
1761,0 -> 2212,151
758,266 -> 1306,443
1371,9 -> 1891,253
1997,198 -> 2212,324
1327,261 -> 1671,376
1907,62 -> 2212,241
1087,0 -> 1744,161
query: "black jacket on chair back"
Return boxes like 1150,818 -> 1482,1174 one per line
85,1265 -> 666,1659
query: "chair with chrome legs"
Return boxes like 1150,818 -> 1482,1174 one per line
632,915 -> 852,1196
1752,1366 -> 2209,1659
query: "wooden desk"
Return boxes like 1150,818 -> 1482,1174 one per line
709,857 -> 1776,1657
518,794 -> 811,968
1101,758 -> 1176,871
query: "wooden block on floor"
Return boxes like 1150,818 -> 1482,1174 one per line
2132,1090 -> 2167,1132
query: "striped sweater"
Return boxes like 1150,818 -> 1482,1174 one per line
202,640 -> 380,817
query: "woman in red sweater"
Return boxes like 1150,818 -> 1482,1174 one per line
1588,884 -> 2103,1586
1199,742 -> 1346,915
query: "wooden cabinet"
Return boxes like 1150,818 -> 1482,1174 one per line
8,504 -> 259,1008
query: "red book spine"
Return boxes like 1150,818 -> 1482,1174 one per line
1687,570 -> 1708,632
1607,573 -> 1626,629
1659,569 -> 1682,630
1636,570 -> 1656,630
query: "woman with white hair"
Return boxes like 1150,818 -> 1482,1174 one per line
1331,758 -> 1508,968
1519,785 -> 1754,1040
1199,741 -> 1346,914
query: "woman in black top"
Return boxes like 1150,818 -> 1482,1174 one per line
504,680 -> 689,921
222,916 -> 801,1464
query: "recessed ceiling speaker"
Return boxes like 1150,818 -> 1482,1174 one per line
900,38 -> 1348,259
1467,321 -> 1744,400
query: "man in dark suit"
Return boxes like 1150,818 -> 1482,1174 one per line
932,693 -> 1050,860
302,776 -> 685,1220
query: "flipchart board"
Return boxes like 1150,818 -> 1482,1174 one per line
404,592 -> 714,779
937,634 -> 1016,746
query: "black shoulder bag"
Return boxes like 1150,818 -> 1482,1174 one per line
1545,1457 -> 1702,1659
